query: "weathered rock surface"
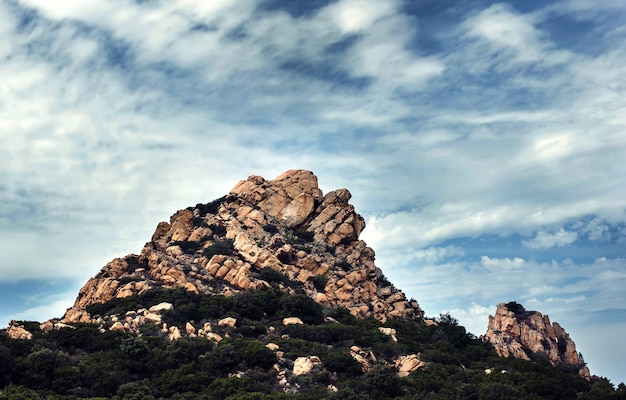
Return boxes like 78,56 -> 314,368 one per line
61,169 -> 423,324
483,302 -> 591,380
395,354 -> 425,377
6,321 -> 33,340
283,317 -> 304,326
350,345 -> 377,372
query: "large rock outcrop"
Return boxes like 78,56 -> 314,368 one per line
62,170 -> 423,324
483,302 -> 590,380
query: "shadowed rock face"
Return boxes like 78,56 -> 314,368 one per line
63,169 -> 423,324
483,302 -> 591,380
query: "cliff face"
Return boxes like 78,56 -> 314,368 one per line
63,169 -> 422,324
483,302 -> 590,380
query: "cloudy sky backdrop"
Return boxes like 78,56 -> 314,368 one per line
1,0 -> 625,385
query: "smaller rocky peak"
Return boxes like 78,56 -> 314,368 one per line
483,302 -> 590,380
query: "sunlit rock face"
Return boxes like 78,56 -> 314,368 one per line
483,302 -> 591,380
62,169 -> 423,325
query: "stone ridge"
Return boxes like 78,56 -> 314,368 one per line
482,302 -> 591,380
62,169 -> 423,324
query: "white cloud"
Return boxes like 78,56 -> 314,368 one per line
345,15 -> 445,86
325,0 -> 397,33
523,228 -> 578,249
464,4 -> 543,61
445,302 -> 496,336
412,246 -> 465,263
480,255 -> 525,271
20,0 -> 114,20
6,294 -> 76,325
582,218 -> 611,242
462,3 -> 571,65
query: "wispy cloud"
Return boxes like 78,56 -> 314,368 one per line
1,0 -> 626,384
523,228 -> 578,249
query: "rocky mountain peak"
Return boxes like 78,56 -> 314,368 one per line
483,301 -> 591,380
62,169 -> 423,325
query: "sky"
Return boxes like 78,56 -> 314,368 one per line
1,0 -> 625,386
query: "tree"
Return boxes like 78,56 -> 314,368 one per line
0,344 -> 14,387
364,364 -> 402,398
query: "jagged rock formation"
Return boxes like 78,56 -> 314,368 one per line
483,301 -> 591,380
6,321 -> 33,340
62,169 -> 422,324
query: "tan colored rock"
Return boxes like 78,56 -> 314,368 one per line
207,332 -> 223,343
278,193 -> 315,227
166,245 -> 183,256
483,302 -> 590,380
218,317 -> 237,327
150,302 -> 174,313
395,354 -> 425,377
293,357 -> 314,376
185,322 -> 196,336
6,321 -> 33,340
110,321 -> 125,332
62,308 -> 91,323
266,343 -> 280,351
54,322 -> 75,330
152,221 -> 171,249
168,326 -> 182,340
169,209 -> 194,242
144,313 -> 162,324
184,282 -> 199,294
40,321 -> 55,333
379,327 -> 398,342
283,317 -> 304,326
188,227 -> 212,242
350,346 -> 372,372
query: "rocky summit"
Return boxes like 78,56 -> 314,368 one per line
62,169 -> 422,326
482,301 -> 591,380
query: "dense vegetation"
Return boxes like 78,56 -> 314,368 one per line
1,287 -> 625,399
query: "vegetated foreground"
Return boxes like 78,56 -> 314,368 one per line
1,286 -> 623,399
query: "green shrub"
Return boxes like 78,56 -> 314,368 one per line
285,229 -> 314,245
202,239 -> 234,258
322,351 -> 362,377
311,275 -> 328,291
262,224 -> 278,234
125,255 -> 144,273
327,307 -> 358,325
335,260 -> 352,271
279,294 -> 324,325
189,196 -> 226,216
364,364 -> 402,398
231,339 -> 277,370
209,224 -> 227,237
258,267 -> 290,286
116,381 -> 156,400
272,338 -> 327,359
505,301 -> 526,315
171,240 -> 202,254
119,275 -> 142,285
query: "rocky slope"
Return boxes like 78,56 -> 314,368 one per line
483,301 -> 591,380
62,169 -> 422,325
